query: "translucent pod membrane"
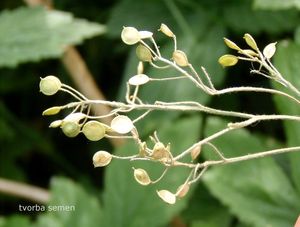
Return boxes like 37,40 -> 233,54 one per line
128,74 -> 150,86
110,115 -> 134,134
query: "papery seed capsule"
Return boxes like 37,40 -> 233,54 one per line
128,74 -> 150,86
159,23 -> 174,37
136,44 -> 152,62
61,121 -> 80,138
63,113 -> 86,122
191,145 -> 201,160
139,31 -> 153,39
42,106 -> 62,116
263,42 -> 277,59
121,27 -> 141,45
238,49 -> 258,57
223,38 -> 241,51
82,120 -> 106,141
157,190 -> 176,204
49,120 -> 62,128
137,61 -> 144,74
176,183 -> 190,198
243,33 -> 258,51
172,50 -> 189,67
151,142 -> 170,161
93,151 -> 112,167
218,54 -> 238,67
39,75 -> 61,96
133,168 -> 151,186
111,115 -> 134,134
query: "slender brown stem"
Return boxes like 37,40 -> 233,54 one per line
0,178 -> 49,204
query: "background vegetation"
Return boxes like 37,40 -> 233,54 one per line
0,0 -> 300,226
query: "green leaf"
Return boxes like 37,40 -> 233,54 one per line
35,177 -> 102,227
224,0 -> 299,34
202,117 -> 300,227
0,7 -> 106,67
0,215 -> 31,227
253,0 -> 300,10
102,116 -> 201,227
272,40 -> 300,194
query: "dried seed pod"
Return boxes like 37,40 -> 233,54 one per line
111,115 -> 134,134
42,106 -> 62,116
93,151 -> 112,167
49,120 -> 62,128
121,27 -> 141,45
176,183 -> 190,198
158,23 -> 174,37
191,145 -> 201,160
128,74 -> 150,86
61,121 -> 80,138
223,38 -> 241,51
151,142 -> 171,162
157,190 -> 176,204
133,168 -> 151,186
39,75 -> 61,96
263,42 -> 277,59
136,44 -> 152,62
218,54 -> 238,67
63,112 -> 86,122
82,121 -> 106,141
139,31 -> 153,39
243,33 -> 258,51
172,50 -> 189,67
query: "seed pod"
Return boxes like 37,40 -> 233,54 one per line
128,74 -> 150,86
158,23 -> 174,37
111,115 -> 134,134
121,27 -> 141,45
139,31 -> 153,39
238,49 -> 258,57
172,50 -> 189,67
263,42 -> 277,59
223,38 -> 241,51
176,183 -> 190,198
63,113 -> 86,122
49,120 -> 63,128
82,121 -> 106,141
157,190 -> 176,204
218,54 -> 238,67
39,75 -> 61,96
61,121 -> 80,138
243,33 -> 258,51
133,168 -> 151,186
191,145 -> 201,160
151,142 -> 171,162
92,151 -> 112,167
137,61 -> 144,74
136,44 -> 152,62
42,106 -> 62,116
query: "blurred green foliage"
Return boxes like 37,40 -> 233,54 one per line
0,0 -> 300,226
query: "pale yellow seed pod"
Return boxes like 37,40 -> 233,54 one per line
121,27 -> 141,45
61,121 -> 80,138
238,49 -> 259,57
136,44 -> 152,62
172,50 -> 189,67
158,23 -> 174,37
243,33 -> 258,51
191,145 -> 201,160
39,75 -> 61,96
49,120 -> 63,128
157,190 -> 176,204
128,74 -> 150,86
82,121 -> 106,141
42,106 -> 62,116
133,168 -> 151,186
218,54 -> 238,67
93,151 -> 112,167
137,61 -> 144,74
223,38 -> 241,51
263,42 -> 277,59
138,31 -> 153,39
110,115 -> 134,134
176,183 -> 190,198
